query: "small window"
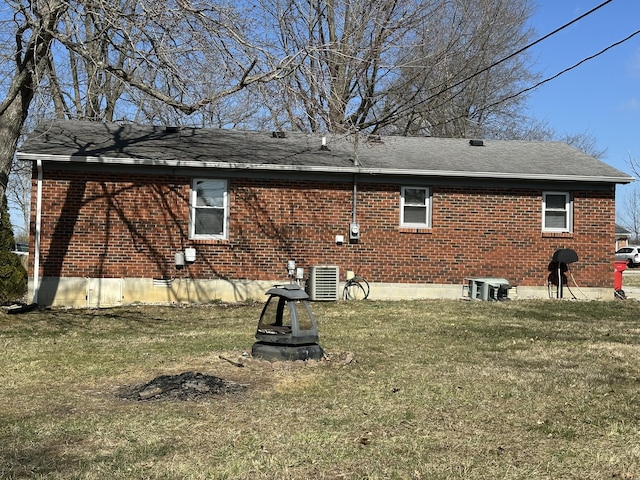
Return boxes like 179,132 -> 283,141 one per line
542,191 -> 572,232
401,186 -> 431,228
190,179 -> 228,239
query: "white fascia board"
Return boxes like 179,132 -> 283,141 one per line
15,152 -> 635,184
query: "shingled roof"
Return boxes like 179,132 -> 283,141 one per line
17,120 -> 633,184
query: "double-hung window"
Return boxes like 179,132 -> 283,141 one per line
190,179 -> 228,239
542,191 -> 572,232
400,186 -> 431,228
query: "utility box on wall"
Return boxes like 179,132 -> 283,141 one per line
184,248 -> 197,262
307,265 -> 339,301
349,223 -> 360,242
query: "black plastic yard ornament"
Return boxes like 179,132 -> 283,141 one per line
251,283 -> 324,361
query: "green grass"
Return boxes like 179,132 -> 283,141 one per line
1,299 -> 639,479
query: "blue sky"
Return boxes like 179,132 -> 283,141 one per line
525,0 -> 640,219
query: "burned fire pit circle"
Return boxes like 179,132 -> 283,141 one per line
119,371 -> 247,401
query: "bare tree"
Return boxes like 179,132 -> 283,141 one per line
0,0 -> 615,229
0,0 -> 298,200
0,0 -> 64,201
246,0 -> 538,136
557,130 -> 607,160
626,152 -> 640,181
619,152 -> 640,241
247,0 -> 443,133
6,158 -> 31,239
383,0 -> 537,138
620,186 -> 640,242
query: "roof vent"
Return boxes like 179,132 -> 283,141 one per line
165,126 -> 180,134
272,131 -> 286,138
469,139 -> 484,147
368,134 -> 383,143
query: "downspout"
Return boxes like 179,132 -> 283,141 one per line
353,132 -> 359,224
352,175 -> 357,224
33,159 -> 42,304
351,133 -> 360,241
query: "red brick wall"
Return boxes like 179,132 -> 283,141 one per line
30,170 -> 616,288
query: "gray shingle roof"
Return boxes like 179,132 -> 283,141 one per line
17,120 -> 633,184
616,224 -> 632,235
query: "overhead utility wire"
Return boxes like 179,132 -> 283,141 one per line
429,27 -> 640,131
327,0 -> 616,137
482,28 -> 640,115
411,0 -> 615,112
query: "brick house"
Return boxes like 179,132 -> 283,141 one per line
16,120 -> 633,307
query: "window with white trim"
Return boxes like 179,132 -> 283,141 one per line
400,186 -> 431,228
542,191 -> 572,232
190,179 -> 229,239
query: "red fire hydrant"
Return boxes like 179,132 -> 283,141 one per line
614,260 -> 628,299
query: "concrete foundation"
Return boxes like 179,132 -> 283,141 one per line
28,277 -> 613,308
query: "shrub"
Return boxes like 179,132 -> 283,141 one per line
0,194 -> 27,304
0,251 -> 27,304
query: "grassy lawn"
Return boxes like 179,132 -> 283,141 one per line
1,299 -> 639,479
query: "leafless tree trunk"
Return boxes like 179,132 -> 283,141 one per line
0,0 -> 66,200
250,0 -> 436,133
384,0 -> 537,138
0,0 -> 298,201
248,0 -> 537,137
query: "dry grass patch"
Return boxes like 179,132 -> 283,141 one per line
1,300 -> 639,479
624,271 -> 640,287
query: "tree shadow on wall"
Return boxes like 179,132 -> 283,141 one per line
39,177 -> 273,306
37,124 -> 346,305
227,184 -> 345,286
40,173 -> 207,306
36,125 -> 189,305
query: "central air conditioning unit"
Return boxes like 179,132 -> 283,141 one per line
307,265 -> 339,301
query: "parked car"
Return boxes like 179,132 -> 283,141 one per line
615,246 -> 640,267
14,242 -> 29,253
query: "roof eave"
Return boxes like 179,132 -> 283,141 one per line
16,152 -> 635,184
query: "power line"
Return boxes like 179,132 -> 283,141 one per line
312,0 -> 621,135
483,28 -> 640,114
414,0 -> 616,112
422,1 -> 640,132
427,27 -> 640,132
480,0 -> 615,79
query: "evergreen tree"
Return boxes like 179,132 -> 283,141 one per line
0,194 -> 27,304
